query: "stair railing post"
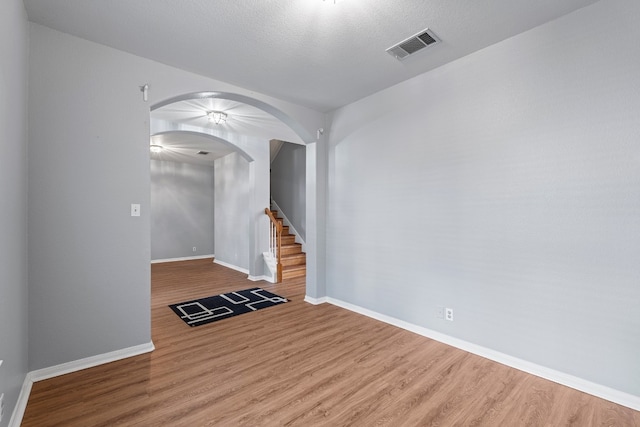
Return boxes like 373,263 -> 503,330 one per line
265,208 -> 283,283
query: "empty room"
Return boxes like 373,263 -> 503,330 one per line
1,0 -> 639,425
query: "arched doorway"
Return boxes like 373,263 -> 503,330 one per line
149,91 -> 322,297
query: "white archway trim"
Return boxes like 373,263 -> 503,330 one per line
151,91 -> 316,144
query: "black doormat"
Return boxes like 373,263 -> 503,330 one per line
169,287 -> 288,327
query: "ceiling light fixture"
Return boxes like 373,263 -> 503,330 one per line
150,144 -> 164,153
207,111 -> 228,125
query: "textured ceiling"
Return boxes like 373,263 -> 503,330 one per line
23,0 -> 601,112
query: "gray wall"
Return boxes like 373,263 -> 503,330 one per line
0,0 -> 29,424
28,23 -> 152,369
271,143 -> 306,240
326,0 -> 640,397
151,160 -> 215,260
214,152 -> 251,270
219,135 -> 271,279
26,22 -> 321,372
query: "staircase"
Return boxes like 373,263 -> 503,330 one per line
270,210 -> 306,280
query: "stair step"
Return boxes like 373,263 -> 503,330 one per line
281,253 -> 306,267
282,264 -> 306,279
281,243 -> 302,255
281,234 -> 296,245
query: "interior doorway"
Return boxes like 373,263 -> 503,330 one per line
148,91 -> 320,297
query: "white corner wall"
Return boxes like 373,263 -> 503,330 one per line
326,0 -> 640,399
0,0 -> 29,425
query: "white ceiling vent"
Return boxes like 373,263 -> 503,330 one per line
386,28 -> 440,60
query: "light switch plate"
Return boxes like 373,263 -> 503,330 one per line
131,204 -> 141,217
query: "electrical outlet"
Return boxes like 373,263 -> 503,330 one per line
445,308 -> 454,322
436,306 -> 444,319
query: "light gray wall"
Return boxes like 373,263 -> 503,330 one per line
271,143 -> 306,240
151,160 -> 215,260
26,23 -> 321,371
28,24 -> 152,369
326,0 -> 640,397
220,134 -> 270,278
0,0 -> 29,423
214,152 -> 250,270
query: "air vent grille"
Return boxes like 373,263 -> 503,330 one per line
386,28 -> 440,61
418,31 -> 437,45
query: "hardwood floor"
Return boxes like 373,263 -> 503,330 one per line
23,258 -> 639,426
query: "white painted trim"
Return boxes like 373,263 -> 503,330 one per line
8,375 -> 32,427
151,254 -> 214,264
29,341 -> 155,382
318,297 -> 640,411
8,341 -> 155,426
213,259 -> 249,275
270,199 -> 306,252
304,295 -> 328,305
248,275 -> 275,283
262,251 -> 277,281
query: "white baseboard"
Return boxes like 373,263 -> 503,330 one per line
151,254 -> 214,264
248,275 -> 275,283
304,295 -> 328,305
270,199 -> 306,252
29,341 -> 155,382
214,259 -> 273,283
315,297 -> 640,412
9,375 -> 33,427
9,341 -> 155,426
213,259 -> 249,275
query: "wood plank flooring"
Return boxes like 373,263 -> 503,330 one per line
22,258 -> 640,426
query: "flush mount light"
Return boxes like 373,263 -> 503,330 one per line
150,144 -> 163,153
207,111 -> 228,125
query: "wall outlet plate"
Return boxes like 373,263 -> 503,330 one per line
445,308 -> 454,321
436,306 -> 445,319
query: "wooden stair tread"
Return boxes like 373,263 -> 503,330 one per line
268,206 -> 306,281
282,264 -> 306,279
281,246 -> 302,256
281,252 -> 306,267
